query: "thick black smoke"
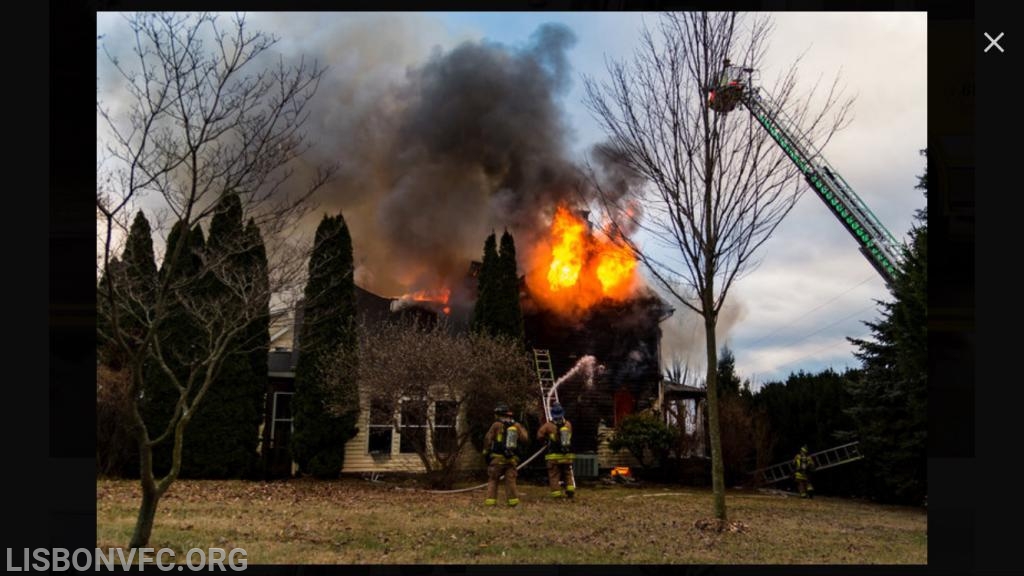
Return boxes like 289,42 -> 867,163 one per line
299,20 -> 586,298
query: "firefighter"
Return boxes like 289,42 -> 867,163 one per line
482,403 -> 528,507
794,445 -> 815,499
537,402 -> 576,499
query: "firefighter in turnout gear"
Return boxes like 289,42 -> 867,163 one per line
794,445 -> 815,498
483,403 -> 528,507
537,402 -> 576,499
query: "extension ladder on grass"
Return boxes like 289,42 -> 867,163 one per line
752,441 -> 864,484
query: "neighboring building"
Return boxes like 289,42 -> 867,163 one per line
268,306 -> 297,351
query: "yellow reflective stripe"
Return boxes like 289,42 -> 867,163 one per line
484,499 -> 497,505
550,491 -> 564,497
507,498 -> 519,506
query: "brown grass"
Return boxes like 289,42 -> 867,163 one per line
97,477 -> 926,564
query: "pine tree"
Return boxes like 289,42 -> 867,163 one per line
846,152 -> 927,504
145,221 -> 206,476
175,194 -> 265,478
291,213 -> 360,478
471,230 -> 524,344
98,211 -> 158,476
716,346 -> 742,398
99,212 -> 158,369
495,230 -> 525,344
244,218 -> 271,475
471,232 -> 499,335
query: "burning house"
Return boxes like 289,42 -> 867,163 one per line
256,24 -> 711,477
516,206 -> 684,471
260,203 -> 707,478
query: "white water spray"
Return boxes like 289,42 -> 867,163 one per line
546,355 -> 600,411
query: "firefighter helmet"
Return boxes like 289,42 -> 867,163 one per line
494,403 -> 512,416
550,402 -> 565,419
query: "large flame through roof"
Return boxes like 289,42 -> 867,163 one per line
526,204 -> 638,316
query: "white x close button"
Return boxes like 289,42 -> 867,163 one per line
984,32 -> 1005,53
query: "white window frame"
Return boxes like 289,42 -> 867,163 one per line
367,397 -> 394,456
270,391 -> 294,449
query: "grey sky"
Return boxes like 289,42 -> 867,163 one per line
97,11 -> 927,388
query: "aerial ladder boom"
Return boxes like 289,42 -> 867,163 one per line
708,62 -> 905,283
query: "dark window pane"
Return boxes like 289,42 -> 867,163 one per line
400,427 -> 424,454
368,428 -> 392,455
274,392 -> 293,420
401,400 -> 427,427
399,399 -> 427,454
433,401 -> 458,455
435,401 -> 457,427
370,397 -> 392,426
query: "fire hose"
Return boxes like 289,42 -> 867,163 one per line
365,444 -> 549,494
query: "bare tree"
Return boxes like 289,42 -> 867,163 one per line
583,12 -> 850,521
326,321 -> 535,488
96,12 -> 334,548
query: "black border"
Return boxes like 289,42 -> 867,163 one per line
45,0 -> 990,573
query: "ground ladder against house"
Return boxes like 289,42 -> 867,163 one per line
754,441 -> 865,485
533,349 -> 559,420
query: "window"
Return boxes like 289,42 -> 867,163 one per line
433,401 -> 458,455
399,399 -> 427,454
368,398 -> 393,456
270,392 -> 294,449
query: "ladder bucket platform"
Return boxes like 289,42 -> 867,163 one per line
752,441 -> 864,485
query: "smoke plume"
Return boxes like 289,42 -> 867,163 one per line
659,298 -> 748,378
276,15 -> 587,299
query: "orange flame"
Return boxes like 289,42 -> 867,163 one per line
526,204 -> 638,315
546,207 -> 587,291
397,288 -> 451,315
406,288 -> 450,304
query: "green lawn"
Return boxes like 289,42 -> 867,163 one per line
98,477 -> 926,564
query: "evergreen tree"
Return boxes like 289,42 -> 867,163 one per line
145,221 -> 206,476
471,230 -> 524,344
495,230 -> 525,343
291,213 -> 360,478
175,194 -> 264,478
244,218 -> 271,474
753,367 -> 863,496
471,232 -> 499,335
97,211 -> 158,476
716,346 -> 742,398
99,212 -> 159,369
715,345 -> 755,483
845,152 -> 927,504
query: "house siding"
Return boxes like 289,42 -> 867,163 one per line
340,390 -> 484,474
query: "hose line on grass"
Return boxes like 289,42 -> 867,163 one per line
364,445 -> 549,494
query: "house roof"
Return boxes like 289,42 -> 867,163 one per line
662,382 -> 706,398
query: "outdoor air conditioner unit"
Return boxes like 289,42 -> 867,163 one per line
574,454 -> 598,478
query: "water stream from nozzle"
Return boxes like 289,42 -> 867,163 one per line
547,355 -> 599,411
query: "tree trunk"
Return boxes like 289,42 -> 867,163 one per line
704,301 -> 726,521
129,471 -> 161,548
